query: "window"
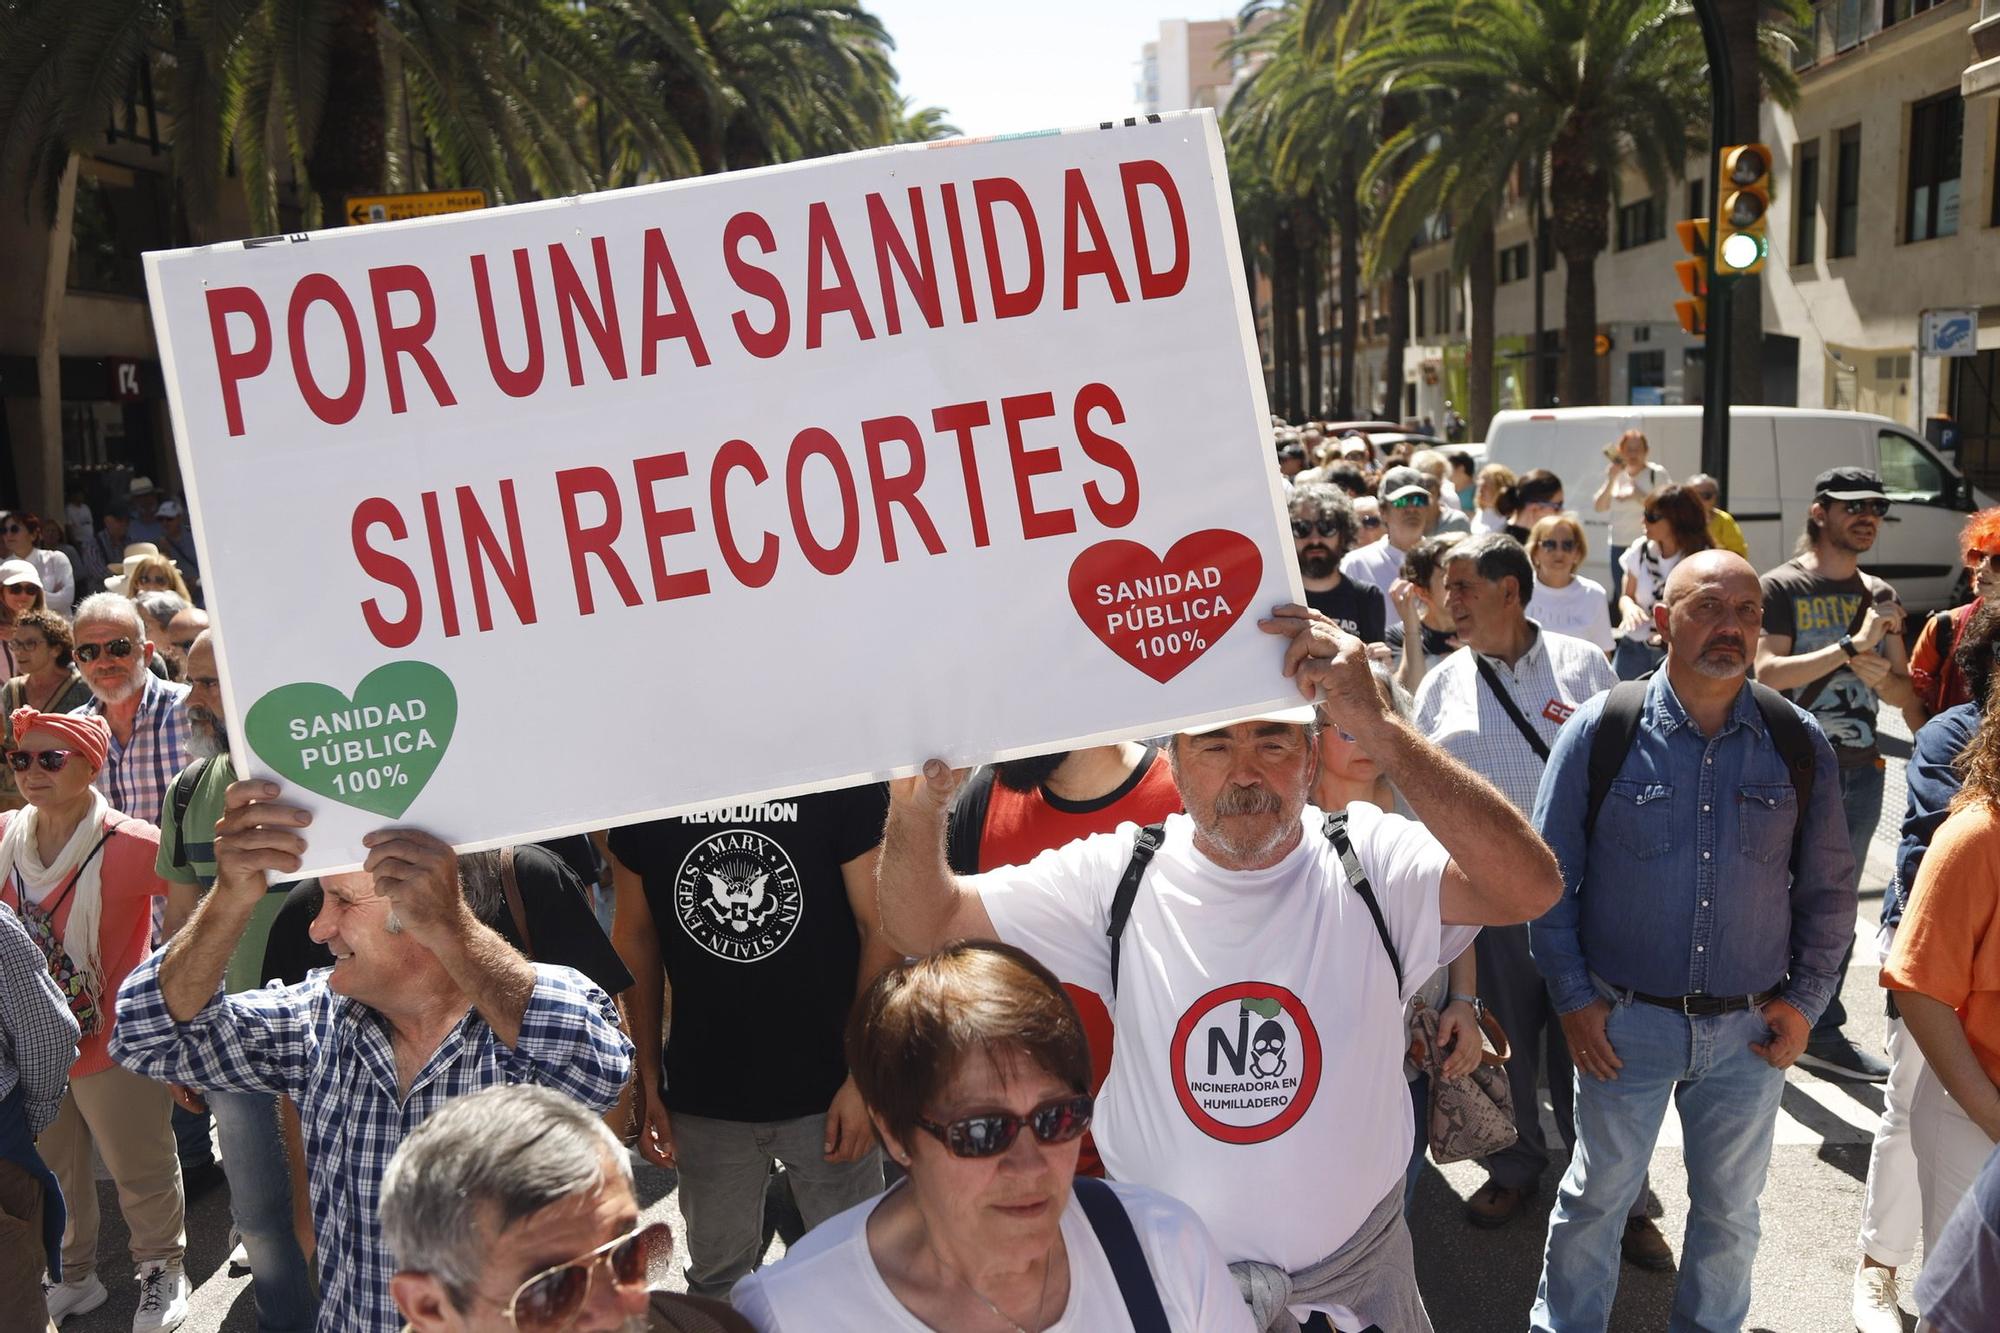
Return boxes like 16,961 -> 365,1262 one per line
1498,242 -> 1527,284
1615,197 -> 1664,250
1687,177 -> 1705,221
67,159 -> 170,297
1833,125 -> 1862,257
1905,92 -> 1964,243
1793,139 -> 1820,263
1877,430 -> 1950,505
1628,350 -> 1666,401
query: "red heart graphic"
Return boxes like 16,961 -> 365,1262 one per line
1068,530 -> 1264,683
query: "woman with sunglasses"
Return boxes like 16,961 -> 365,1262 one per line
108,549 -> 194,604
0,707 -> 194,1325
1500,470 -> 1565,545
1906,506 -> 2000,724
0,512 -> 74,617
0,558 -> 46,680
1,611 -> 90,812
1525,515 -> 1614,655
1613,484 -> 1712,680
733,941 -> 1251,1332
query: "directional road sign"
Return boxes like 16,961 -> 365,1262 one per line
344,189 -> 488,226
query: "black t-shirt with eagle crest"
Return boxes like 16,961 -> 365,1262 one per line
608,784 -> 889,1122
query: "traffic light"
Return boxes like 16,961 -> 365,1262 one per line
1716,143 -> 1770,275
1673,219 -> 1709,337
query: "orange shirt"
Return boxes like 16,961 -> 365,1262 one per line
1883,800 -> 2000,1087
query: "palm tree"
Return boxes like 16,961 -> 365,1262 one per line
894,97 -> 960,144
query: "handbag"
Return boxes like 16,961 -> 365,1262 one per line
1408,996 -> 1518,1164
10,826 -> 116,1038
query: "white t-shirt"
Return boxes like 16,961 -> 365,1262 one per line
1604,461 -> 1669,547
1617,538 -> 1682,641
730,1180 -> 1256,1333
1339,540 -> 1409,600
975,806 -> 1473,1294
1530,576 -> 1615,653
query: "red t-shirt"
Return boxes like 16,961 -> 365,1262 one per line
954,746 -> 1182,1176
1,812 -> 166,1079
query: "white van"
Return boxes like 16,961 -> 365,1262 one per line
1483,406 -> 1988,610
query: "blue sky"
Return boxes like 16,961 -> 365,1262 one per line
866,1 -> 1242,138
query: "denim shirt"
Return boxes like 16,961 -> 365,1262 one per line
1887,702 -> 1979,929
1529,671 -> 1857,1023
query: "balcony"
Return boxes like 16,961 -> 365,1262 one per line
1969,0 -> 2000,98
1791,0 -> 1966,71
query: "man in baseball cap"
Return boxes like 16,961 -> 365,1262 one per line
1341,466 -> 1441,602
1757,462 -> 1913,1084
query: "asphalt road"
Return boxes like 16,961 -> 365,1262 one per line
70,719 -> 1925,1333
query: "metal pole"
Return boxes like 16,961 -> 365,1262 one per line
1691,0 -> 1734,501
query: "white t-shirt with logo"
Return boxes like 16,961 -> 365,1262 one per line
730,1179 -> 1255,1332
976,805 -> 1471,1296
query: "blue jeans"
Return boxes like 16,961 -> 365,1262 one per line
210,1089 -> 317,1333
1612,637 -> 1663,681
1814,758 -> 1885,1037
1533,996 -> 1785,1332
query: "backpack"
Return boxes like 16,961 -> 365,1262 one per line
1106,809 -> 1403,997
168,756 -> 217,872
1584,678 -> 1817,876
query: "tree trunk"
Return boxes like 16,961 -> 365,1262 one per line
306,0 -> 388,224
1468,215 -> 1497,439
1336,172 -> 1361,419
1549,128 -> 1610,406
1379,252 -> 1411,423
1272,219 -> 1297,420
1301,225 -> 1324,419
1721,0 -> 1765,404
24,156 -> 80,517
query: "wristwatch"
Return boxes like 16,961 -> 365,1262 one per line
1447,992 -> 1485,1021
1839,633 -> 1859,658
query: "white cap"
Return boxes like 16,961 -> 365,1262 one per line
1180,705 -> 1318,736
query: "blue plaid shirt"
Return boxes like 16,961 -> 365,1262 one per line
74,672 -> 191,821
111,952 -> 633,1333
0,902 -> 80,1135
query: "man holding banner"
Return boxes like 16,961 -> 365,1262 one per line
110,785 -> 634,1333
876,607 -> 1562,1331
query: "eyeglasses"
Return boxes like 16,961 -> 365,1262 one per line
915,1093 -> 1094,1159
1292,518 -> 1342,539
1968,550 -> 2000,570
2,583 -> 36,597
4,749 -> 74,773
1387,494 -> 1430,509
74,639 -> 136,664
1537,538 -> 1579,553
1358,515 -> 1383,529
1694,490 -> 1719,503
1834,498 -> 1891,517
11,637 -> 47,655
0,524 -> 26,536
499,1221 -> 673,1333
1642,510 -> 1663,523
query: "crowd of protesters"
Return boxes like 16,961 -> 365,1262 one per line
3,427 -> 2000,1333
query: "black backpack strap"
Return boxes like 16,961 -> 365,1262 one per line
168,755 -> 214,873
944,766 -> 998,877
1107,823 -> 1166,997
1749,682 -> 1818,877
1072,1178 -> 1171,1333
1472,652 -> 1552,761
1584,680 -> 1651,840
1324,810 -> 1402,996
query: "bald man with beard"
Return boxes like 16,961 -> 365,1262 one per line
1527,551 -> 1859,1331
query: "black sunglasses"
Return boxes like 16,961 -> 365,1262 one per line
1359,514 -> 1383,528
2,583 -> 37,596
1537,538 -> 1579,553
1292,517 -> 1342,539
1833,498 -> 1891,517
75,638 -> 136,664
501,1221 -> 673,1333
5,749 -> 74,773
1642,510 -> 1663,523
0,523 -> 26,535
915,1093 -> 1094,1159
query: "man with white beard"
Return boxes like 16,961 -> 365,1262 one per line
153,629 -> 318,1331
68,593 -> 190,826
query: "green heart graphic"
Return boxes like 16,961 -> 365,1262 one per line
244,662 -> 458,818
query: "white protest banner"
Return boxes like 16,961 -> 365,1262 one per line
146,110 -> 1302,876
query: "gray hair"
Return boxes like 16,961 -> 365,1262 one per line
72,591 -> 144,639
1442,531 -> 1536,609
133,590 -> 190,626
381,849 -> 508,937
380,1085 -> 629,1304
1288,483 -> 1358,548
